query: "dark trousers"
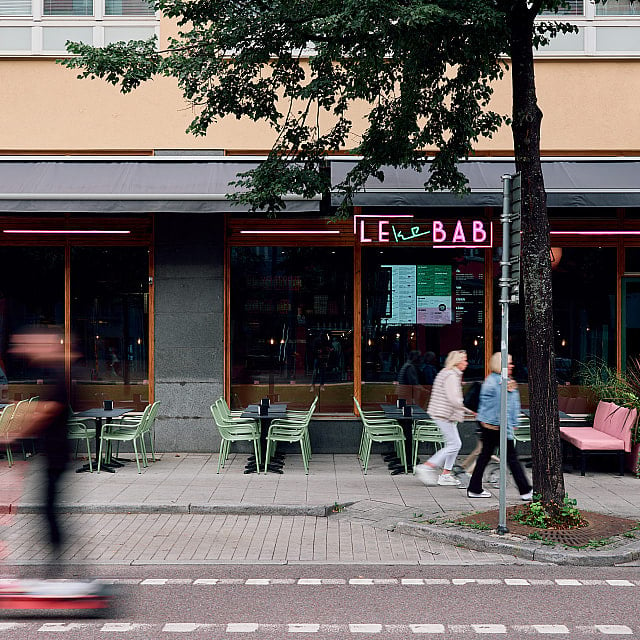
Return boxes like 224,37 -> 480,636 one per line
44,466 -> 65,551
468,425 -> 531,495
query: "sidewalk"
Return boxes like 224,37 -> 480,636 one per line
1,452 -> 639,565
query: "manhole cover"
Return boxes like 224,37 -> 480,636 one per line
457,508 -> 637,547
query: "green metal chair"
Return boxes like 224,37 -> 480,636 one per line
107,403 -> 154,465
263,398 -> 317,474
97,413 -> 147,474
211,402 -> 261,473
353,398 -> 406,474
0,404 -> 17,467
411,419 -> 444,473
67,418 -> 97,471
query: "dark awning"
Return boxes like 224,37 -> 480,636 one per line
330,158 -> 640,208
2,156 -> 640,213
0,157 -> 320,214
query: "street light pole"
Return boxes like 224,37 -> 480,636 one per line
497,175 -> 513,534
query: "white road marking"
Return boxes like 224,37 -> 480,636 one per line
38,623 -> 91,632
452,579 -> 476,585
410,624 -> 446,633
350,623 -> 383,633
472,624 -> 508,633
533,625 -> 570,633
288,623 -> 320,632
226,623 -> 260,632
141,578 -> 168,585
594,625 -> 633,635
349,578 -> 375,584
298,578 -> 322,584
554,579 -> 582,586
402,579 -> 424,585
605,580 -> 634,587
193,579 -> 219,584
0,623 -> 25,630
162,623 -> 204,632
504,579 -> 530,585
245,578 -> 270,585
101,623 -> 150,632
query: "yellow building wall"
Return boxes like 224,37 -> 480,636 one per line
1,54 -> 639,154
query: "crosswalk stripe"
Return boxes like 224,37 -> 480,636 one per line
350,624 -> 383,633
472,624 -> 507,633
533,625 -> 570,633
288,624 -> 320,632
594,625 -> 633,635
410,624 -> 446,633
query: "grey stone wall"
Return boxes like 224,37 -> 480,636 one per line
153,211 -> 225,452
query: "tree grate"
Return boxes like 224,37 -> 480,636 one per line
457,507 -> 638,547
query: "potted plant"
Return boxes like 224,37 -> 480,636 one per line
580,359 -> 640,477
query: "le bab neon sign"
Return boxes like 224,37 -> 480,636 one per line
354,214 -> 493,248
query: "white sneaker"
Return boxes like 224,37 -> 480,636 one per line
520,490 -> 533,501
415,464 -> 438,486
437,474 -> 461,486
467,489 -> 492,498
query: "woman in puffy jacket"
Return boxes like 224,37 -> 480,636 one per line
466,352 -> 532,500
415,350 -> 470,487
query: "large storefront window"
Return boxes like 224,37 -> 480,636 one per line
230,247 -> 354,412
496,247 -> 617,396
0,248 -> 64,401
361,248 -> 485,410
70,247 -> 150,410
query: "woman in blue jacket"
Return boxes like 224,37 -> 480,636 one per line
466,352 -> 532,500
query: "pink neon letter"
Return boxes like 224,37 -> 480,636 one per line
433,220 -> 446,243
472,220 -> 487,243
360,220 -> 372,243
378,220 -> 390,242
452,220 -> 466,243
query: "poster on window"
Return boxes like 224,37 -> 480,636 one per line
381,264 -> 452,326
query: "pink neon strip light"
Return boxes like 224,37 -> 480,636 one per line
550,231 -> 640,236
240,230 -> 340,234
3,229 -> 131,235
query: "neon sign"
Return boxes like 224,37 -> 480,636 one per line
354,214 -> 492,248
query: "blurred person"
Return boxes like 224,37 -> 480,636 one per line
397,350 -> 422,405
466,352 -> 532,500
415,350 -> 473,487
8,326 -> 70,568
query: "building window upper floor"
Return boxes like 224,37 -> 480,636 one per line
1,0 -> 640,57
0,0 -> 158,55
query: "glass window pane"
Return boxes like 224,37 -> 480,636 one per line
105,0 -> 154,15
230,247 -> 354,413
541,0 -> 583,15
0,248 -> 64,401
500,248 -> 617,407
0,0 -> 32,16
362,248 -> 485,410
43,0 -> 92,16
596,0 -> 640,15
70,247 -> 149,411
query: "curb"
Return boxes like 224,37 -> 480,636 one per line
2,503 -> 344,517
395,521 -> 640,566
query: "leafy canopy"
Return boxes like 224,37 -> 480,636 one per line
61,0 -> 576,214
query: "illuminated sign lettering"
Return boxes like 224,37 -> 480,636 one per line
354,214 -> 492,248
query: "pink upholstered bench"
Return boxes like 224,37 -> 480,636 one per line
560,400 -> 636,476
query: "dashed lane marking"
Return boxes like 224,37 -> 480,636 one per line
29,576 -> 640,587
0,623 -> 625,634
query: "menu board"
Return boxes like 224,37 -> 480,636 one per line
382,265 -> 452,326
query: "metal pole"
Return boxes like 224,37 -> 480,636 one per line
497,175 -> 512,535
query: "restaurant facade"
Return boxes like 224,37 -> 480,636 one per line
4,2 -> 640,451
2,156 -> 640,451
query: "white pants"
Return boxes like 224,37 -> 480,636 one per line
427,419 -> 462,471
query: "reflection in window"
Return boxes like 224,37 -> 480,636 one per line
596,0 -> 640,15
541,0 -> 583,15
362,248 -> 484,410
43,0 -> 92,14
230,247 -> 353,413
105,0 -> 154,15
0,248 -> 64,401
499,247 -> 616,393
70,247 -> 149,410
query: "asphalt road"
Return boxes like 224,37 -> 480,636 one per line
1,563 -> 639,638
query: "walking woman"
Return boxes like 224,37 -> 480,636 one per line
466,352 -> 532,500
415,350 -> 470,487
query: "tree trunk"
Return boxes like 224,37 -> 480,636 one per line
509,3 -> 565,504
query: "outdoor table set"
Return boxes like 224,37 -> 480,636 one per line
73,406 -> 131,474
241,402 -> 288,473
380,403 -> 429,474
